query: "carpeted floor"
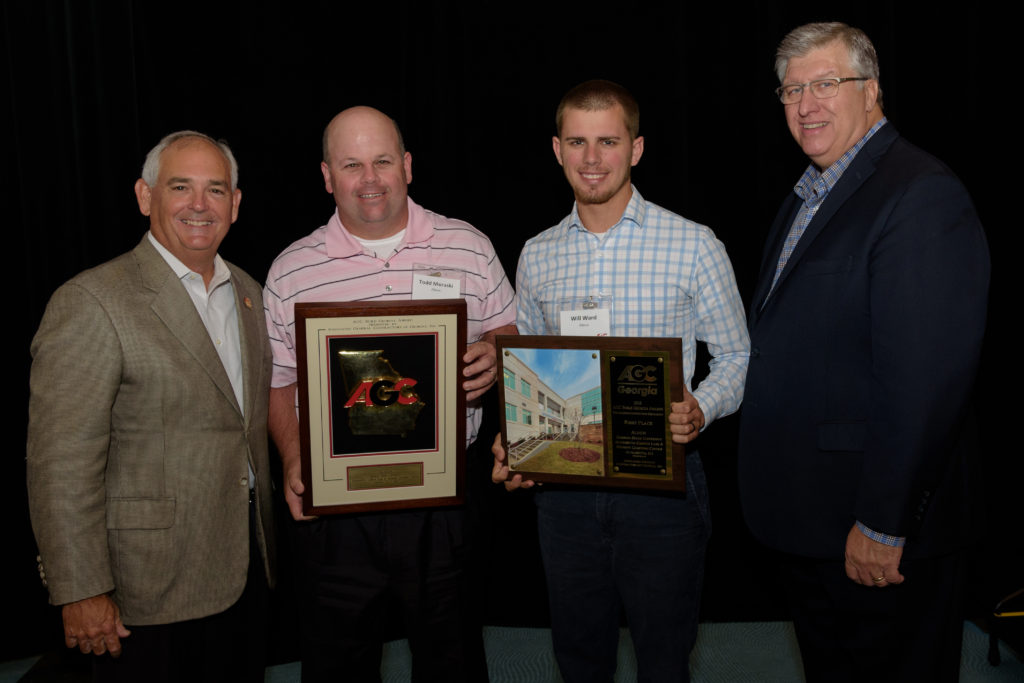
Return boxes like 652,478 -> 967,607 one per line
271,621 -> 1023,682
4,621 -> 1021,682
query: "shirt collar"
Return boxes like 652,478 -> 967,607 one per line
794,117 -> 888,207
147,231 -> 231,289
564,185 -> 647,236
325,197 -> 431,258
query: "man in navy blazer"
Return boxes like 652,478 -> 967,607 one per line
738,22 -> 989,681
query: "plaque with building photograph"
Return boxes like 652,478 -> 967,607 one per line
495,335 -> 685,491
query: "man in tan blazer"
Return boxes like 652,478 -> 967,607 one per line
27,131 -> 274,682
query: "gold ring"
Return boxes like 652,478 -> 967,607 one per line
871,576 -> 885,583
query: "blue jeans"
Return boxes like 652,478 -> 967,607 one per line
535,451 -> 711,683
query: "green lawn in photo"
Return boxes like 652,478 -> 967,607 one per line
519,440 -> 604,477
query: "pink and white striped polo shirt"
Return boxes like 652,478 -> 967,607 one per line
264,198 -> 515,443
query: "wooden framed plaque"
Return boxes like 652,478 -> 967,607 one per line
295,300 -> 467,515
496,335 -> 685,491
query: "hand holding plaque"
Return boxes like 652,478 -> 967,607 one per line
668,390 -> 705,444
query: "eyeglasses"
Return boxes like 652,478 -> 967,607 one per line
775,77 -> 870,104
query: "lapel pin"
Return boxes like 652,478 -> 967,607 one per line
243,297 -> 253,310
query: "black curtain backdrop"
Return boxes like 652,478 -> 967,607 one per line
3,0 -> 1014,665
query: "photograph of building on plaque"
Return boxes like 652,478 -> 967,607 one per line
501,347 -> 604,477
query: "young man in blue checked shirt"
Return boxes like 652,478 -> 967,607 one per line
493,80 -> 749,683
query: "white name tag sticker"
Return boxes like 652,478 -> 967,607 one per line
560,309 -> 611,336
412,274 -> 461,299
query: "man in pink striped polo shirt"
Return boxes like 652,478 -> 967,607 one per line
264,106 -> 515,681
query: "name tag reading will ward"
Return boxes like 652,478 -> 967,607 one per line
560,308 -> 611,336
412,274 -> 461,299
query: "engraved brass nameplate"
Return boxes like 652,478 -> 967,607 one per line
348,463 -> 424,490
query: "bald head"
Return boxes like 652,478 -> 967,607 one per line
322,106 -> 406,163
320,106 -> 413,239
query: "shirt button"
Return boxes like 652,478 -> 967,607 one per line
384,262 -> 391,268
385,285 -> 393,292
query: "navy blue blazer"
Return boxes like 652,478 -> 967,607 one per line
738,124 -> 989,560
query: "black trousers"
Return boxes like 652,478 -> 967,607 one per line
777,549 -> 968,683
293,441 -> 488,683
93,501 -> 270,683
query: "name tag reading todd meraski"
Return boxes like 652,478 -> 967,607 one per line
413,274 -> 461,299
560,308 -> 610,336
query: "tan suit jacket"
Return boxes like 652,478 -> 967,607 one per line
27,236 -> 275,626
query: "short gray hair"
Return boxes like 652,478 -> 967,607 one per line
140,130 -> 239,189
775,22 -> 883,107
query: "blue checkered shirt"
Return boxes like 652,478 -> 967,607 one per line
856,521 -> 905,548
516,187 -> 749,425
768,118 -> 889,296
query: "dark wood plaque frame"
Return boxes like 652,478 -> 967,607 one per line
496,335 -> 685,492
296,300 -> 467,514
